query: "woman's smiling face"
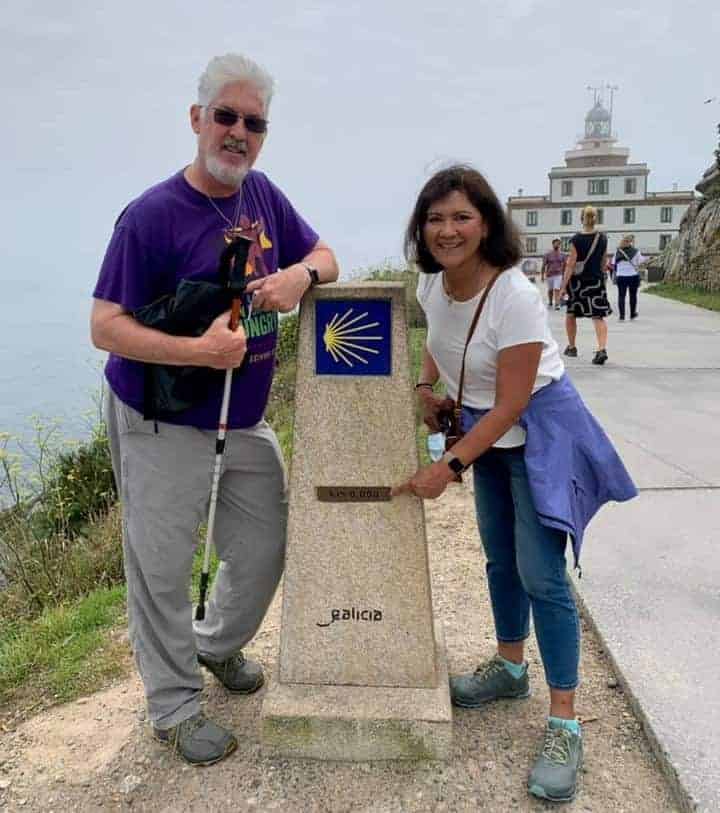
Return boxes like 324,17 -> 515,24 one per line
423,190 -> 487,272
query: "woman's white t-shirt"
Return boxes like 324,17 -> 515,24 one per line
615,250 -> 645,278
416,267 -> 565,447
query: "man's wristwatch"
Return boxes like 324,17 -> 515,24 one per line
441,451 -> 470,475
303,264 -> 320,286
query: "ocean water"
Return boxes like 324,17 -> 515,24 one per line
1,269 -> 106,449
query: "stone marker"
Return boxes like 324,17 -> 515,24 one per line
261,281 -> 453,761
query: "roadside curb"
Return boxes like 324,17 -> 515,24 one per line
571,580 -> 698,812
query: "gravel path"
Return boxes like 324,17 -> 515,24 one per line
0,481 -> 679,811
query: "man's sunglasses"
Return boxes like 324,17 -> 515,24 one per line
207,106 -> 268,134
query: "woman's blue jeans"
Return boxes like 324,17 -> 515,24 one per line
471,445 -> 580,690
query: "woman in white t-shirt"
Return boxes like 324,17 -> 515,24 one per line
613,234 -> 645,320
392,165 -> 580,802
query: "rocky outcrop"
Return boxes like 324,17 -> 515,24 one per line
648,155 -> 720,291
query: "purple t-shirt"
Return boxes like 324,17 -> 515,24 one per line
543,250 -> 566,277
93,169 -> 319,429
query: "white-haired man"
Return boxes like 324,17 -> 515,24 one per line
91,54 -> 338,765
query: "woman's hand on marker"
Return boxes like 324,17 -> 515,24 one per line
391,461 -> 455,500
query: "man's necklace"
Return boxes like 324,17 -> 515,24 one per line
205,188 -> 244,244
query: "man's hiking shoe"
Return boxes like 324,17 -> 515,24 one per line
197,650 -> 264,694
450,655 -> 530,708
528,723 -> 583,802
563,345 -> 578,358
153,712 -> 237,766
592,349 -> 608,365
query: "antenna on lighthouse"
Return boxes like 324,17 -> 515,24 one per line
607,84 -> 619,133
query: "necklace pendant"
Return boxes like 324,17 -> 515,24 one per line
224,227 -> 246,244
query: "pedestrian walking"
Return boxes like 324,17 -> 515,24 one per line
90,52 -> 339,766
614,234 -> 644,320
559,206 -> 611,365
394,165 -> 636,803
541,239 -> 566,309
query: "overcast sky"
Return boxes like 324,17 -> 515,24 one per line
2,0 -> 718,279
0,0 -> 718,443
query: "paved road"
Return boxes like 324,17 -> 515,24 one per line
546,288 -> 720,812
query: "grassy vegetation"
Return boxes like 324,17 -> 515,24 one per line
0,264 -> 430,712
645,282 -> 720,312
0,419 -> 122,622
265,311 -> 299,461
0,585 -> 128,707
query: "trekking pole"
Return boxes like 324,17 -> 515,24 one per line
196,237 -> 253,621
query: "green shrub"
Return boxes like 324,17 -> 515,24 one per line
265,313 -> 299,461
0,503 -> 124,621
275,311 -> 299,367
0,416 -> 121,621
365,263 -> 426,328
32,430 -> 116,540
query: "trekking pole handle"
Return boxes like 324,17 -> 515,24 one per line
229,297 -> 243,331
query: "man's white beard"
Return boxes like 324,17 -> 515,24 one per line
206,154 -> 248,188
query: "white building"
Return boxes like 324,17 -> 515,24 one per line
508,98 -> 695,271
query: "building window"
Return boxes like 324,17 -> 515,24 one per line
526,237 -> 538,253
660,206 -> 673,223
561,237 -> 572,251
596,208 -> 604,225
625,178 -> 637,194
624,208 -> 636,224
588,179 -> 609,195
561,209 -> 572,226
561,180 -> 573,196
526,211 -> 538,227
659,234 -> 672,250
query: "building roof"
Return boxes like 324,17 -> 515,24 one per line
586,102 -> 611,123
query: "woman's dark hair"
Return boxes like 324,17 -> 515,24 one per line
404,164 -> 522,273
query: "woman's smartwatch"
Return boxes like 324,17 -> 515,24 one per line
441,451 -> 470,475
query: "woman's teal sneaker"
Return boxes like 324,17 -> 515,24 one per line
527,723 -> 583,802
450,654 -> 530,708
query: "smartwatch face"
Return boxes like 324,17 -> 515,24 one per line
448,456 -> 465,475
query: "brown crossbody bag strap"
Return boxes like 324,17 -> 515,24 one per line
452,269 -> 504,429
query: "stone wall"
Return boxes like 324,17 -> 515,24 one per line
648,159 -> 720,291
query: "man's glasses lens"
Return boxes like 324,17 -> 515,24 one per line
211,107 -> 267,134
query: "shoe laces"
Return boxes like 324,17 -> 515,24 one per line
541,727 -> 572,766
171,713 -> 206,754
474,658 -> 505,680
221,652 -> 246,681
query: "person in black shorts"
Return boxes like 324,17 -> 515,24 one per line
559,206 -> 611,365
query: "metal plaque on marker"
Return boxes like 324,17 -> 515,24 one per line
316,486 -> 392,502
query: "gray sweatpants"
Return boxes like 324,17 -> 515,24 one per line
106,390 -> 288,729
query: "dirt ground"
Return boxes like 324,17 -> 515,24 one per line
0,480 -> 680,812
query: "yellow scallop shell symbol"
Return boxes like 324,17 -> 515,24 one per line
323,308 -> 383,367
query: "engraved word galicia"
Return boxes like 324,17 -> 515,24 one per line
317,607 -> 384,628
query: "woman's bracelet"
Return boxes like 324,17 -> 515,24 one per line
414,382 -> 435,391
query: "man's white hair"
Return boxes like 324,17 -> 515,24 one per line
197,53 -> 275,111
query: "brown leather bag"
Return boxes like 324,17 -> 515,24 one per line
443,270 -> 503,455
